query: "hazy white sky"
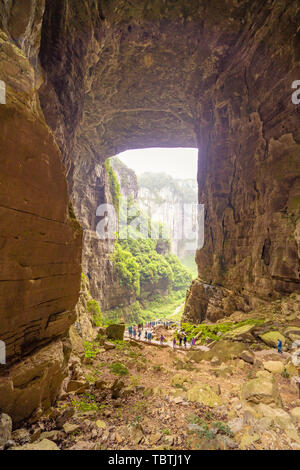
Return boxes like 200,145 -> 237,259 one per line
116,148 -> 198,180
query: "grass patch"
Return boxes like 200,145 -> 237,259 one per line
109,361 -> 129,376
84,341 -> 100,359
181,318 -> 265,344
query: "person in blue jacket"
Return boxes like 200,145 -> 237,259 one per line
277,339 -> 283,354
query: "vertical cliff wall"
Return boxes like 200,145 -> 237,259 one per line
0,2 -> 82,422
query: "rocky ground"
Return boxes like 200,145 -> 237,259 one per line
2,310 -> 300,451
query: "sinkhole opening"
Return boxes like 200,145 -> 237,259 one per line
110,147 -> 198,275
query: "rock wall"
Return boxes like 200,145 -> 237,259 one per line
0,2 -> 82,421
185,1 -> 300,322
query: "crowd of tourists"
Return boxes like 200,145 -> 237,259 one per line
127,324 -> 157,342
172,333 -> 196,349
127,322 -> 197,349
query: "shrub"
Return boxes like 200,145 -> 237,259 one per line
109,361 -> 129,376
165,254 -> 193,290
112,244 -> 140,294
105,158 -> 120,213
87,299 -> 103,326
84,341 -> 99,359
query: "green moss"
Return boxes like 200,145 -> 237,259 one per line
109,361 -> 129,376
87,299 -> 102,326
181,318 -> 265,344
105,158 -> 121,214
83,341 -> 100,359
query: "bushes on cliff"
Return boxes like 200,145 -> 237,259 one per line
165,254 -> 193,290
105,158 -> 121,213
112,243 -> 140,294
87,299 -> 102,327
118,238 -> 173,284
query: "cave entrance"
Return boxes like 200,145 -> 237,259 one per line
110,147 -> 198,276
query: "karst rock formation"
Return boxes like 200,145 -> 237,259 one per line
0,0 -> 299,422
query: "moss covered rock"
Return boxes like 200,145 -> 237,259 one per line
263,361 -> 284,374
106,323 -> 125,341
241,377 -> 282,406
189,340 -> 248,363
259,331 -> 286,348
224,324 -> 255,342
186,383 -> 222,407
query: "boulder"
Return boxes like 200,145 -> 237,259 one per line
290,407 -> 300,425
256,370 -> 273,380
103,341 -> 116,350
56,407 -> 75,429
63,423 -> 81,434
259,331 -> 286,348
241,377 -> 282,406
96,420 -> 107,430
284,327 -> 300,342
0,414 -> 12,448
224,324 -> 255,342
106,324 -> 125,341
263,361 -> 284,374
239,350 -> 255,364
189,341 -> 249,363
256,404 -> 295,431
211,356 -> 220,365
11,439 -> 60,450
66,380 -> 88,394
170,373 -> 191,387
186,383 -> 222,407
111,379 -> 125,399
39,431 -> 64,441
285,362 -> 298,376
11,428 -> 30,445
239,432 -> 260,449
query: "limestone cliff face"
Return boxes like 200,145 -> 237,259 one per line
0,2 -> 82,421
185,1 -> 300,322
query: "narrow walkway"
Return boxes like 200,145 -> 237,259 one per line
124,331 -> 208,352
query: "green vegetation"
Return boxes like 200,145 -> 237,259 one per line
109,361 -> 129,376
105,162 -> 195,326
87,299 -> 102,326
103,290 -> 186,326
281,368 -> 290,379
84,341 -> 100,359
165,254 -> 193,290
105,158 -> 121,213
72,392 -> 106,413
180,253 -> 197,277
181,318 -> 265,344
112,243 -> 140,294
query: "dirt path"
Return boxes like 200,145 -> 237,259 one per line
124,329 -> 208,352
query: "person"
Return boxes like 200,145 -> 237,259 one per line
179,336 -> 182,347
144,330 -> 148,340
133,327 -> 136,339
148,331 -> 152,342
183,335 -> 187,349
128,326 -> 132,337
138,329 -> 141,340
173,337 -> 176,349
192,337 -> 196,347
160,335 -> 164,345
277,339 -> 283,354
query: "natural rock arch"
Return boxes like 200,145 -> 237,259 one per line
0,0 -> 299,421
